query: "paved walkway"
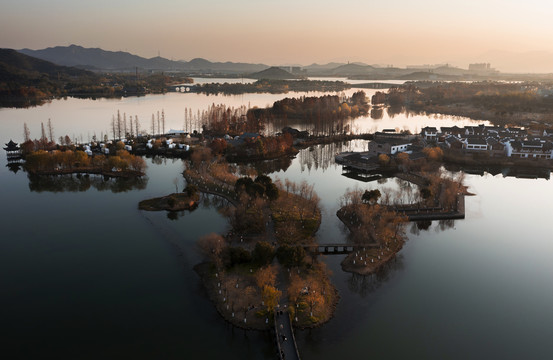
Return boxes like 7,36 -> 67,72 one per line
274,309 -> 300,360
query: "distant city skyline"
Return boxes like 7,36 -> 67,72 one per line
3,0 -> 553,73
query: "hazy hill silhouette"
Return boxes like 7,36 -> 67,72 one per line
249,66 -> 301,79
0,48 -> 94,82
19,45 -> 269,73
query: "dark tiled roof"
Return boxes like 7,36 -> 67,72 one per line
466,137 -> 488,145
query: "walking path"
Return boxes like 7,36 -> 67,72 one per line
185,168 -> 302,359
274,309 -> 301,360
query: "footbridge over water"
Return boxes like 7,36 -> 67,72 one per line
302,243 -> 379,255
274,311 -> 301,360
353,82 -> 400,89
169,84 -> 198,92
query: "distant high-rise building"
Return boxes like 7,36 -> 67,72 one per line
468,63 -> 498,74
469,63 -> 491,71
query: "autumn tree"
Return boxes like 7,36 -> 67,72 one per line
304,281 -> 324,317
287,273 -> 304,308
261,285 -> 281,313
255,265 -> 277,289
362,189 -> 381,205
198,233 -> 227,269
423,146 -> 444,162
378,153 -> 390,166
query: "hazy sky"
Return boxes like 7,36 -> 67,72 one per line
2,0 -> 553,72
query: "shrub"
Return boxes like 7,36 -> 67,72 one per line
252,242 -> 275,265
276,245 -> 306,267
227,247 -> 252,267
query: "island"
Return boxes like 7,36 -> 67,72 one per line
138,185 -> 199,212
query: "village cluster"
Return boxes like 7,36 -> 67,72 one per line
360,124 -> 553,160
421,124 -> 553,159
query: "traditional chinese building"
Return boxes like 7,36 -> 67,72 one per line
4,140 -> 22,160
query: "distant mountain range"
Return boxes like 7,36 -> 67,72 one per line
16,45 -> 400,77
18,45 -> 269,74
17,44 -> 553,81
0,48 -> 94,83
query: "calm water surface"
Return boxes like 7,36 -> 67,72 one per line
1,92 -> 552,359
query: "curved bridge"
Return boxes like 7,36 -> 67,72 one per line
169,84 -> 197,92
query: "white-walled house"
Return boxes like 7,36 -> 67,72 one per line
508,140 -> 553,159
421,126 -> 438,141
463,137 -> 488,151
369,139 -> 412,155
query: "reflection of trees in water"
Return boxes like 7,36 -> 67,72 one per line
409,219 -> 455,235
346,254 -> 405,297
409,220 -> 432,235
370,107 -> 383,120
250,156 -> 293,174
160,194 -> 233,221
436,219 -> 455,232
387,105 -> 404,118
148,155 -> 166,165
28,174 -> 148,193
298,142 -> 351,173
268,113 -> 350,137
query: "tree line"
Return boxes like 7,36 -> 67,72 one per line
195,79 -> 351,95
25,149 -> 146,175
372,81 -> 553,126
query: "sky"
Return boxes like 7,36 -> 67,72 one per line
2,0 -> 553,72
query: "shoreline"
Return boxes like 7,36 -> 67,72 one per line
336,207 -> 406,276
28,168 -> 145,178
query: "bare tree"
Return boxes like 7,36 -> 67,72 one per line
184,108 -> 188,132
40,122 -> 47,148
23,123 -> 30,142
47,118 -> 54,143
130,116 -> 134,138
116,110 -> 122,139
111,116 -> 116,140
135,115 -> 140,137
161,109 -> 165,135
123,113 -> 127,138
157,111 -> 160,135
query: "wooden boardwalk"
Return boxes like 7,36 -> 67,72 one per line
303,243 -> 378,255
391,194 -> 465,221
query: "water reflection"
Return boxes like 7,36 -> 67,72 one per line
436,219 -> 456,232
250,156 -> 293,174
409,220 -> 432,235
6,162 -> 23,174
370,107 -> 383,120
27,173 -> 148,193
346,255 -> 405,298
166,205 -> 198,221
386,105 -> 404,118
296,141 -> 367,173
444,163 -> 551,180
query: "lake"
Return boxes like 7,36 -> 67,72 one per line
1,86 -> 552,359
